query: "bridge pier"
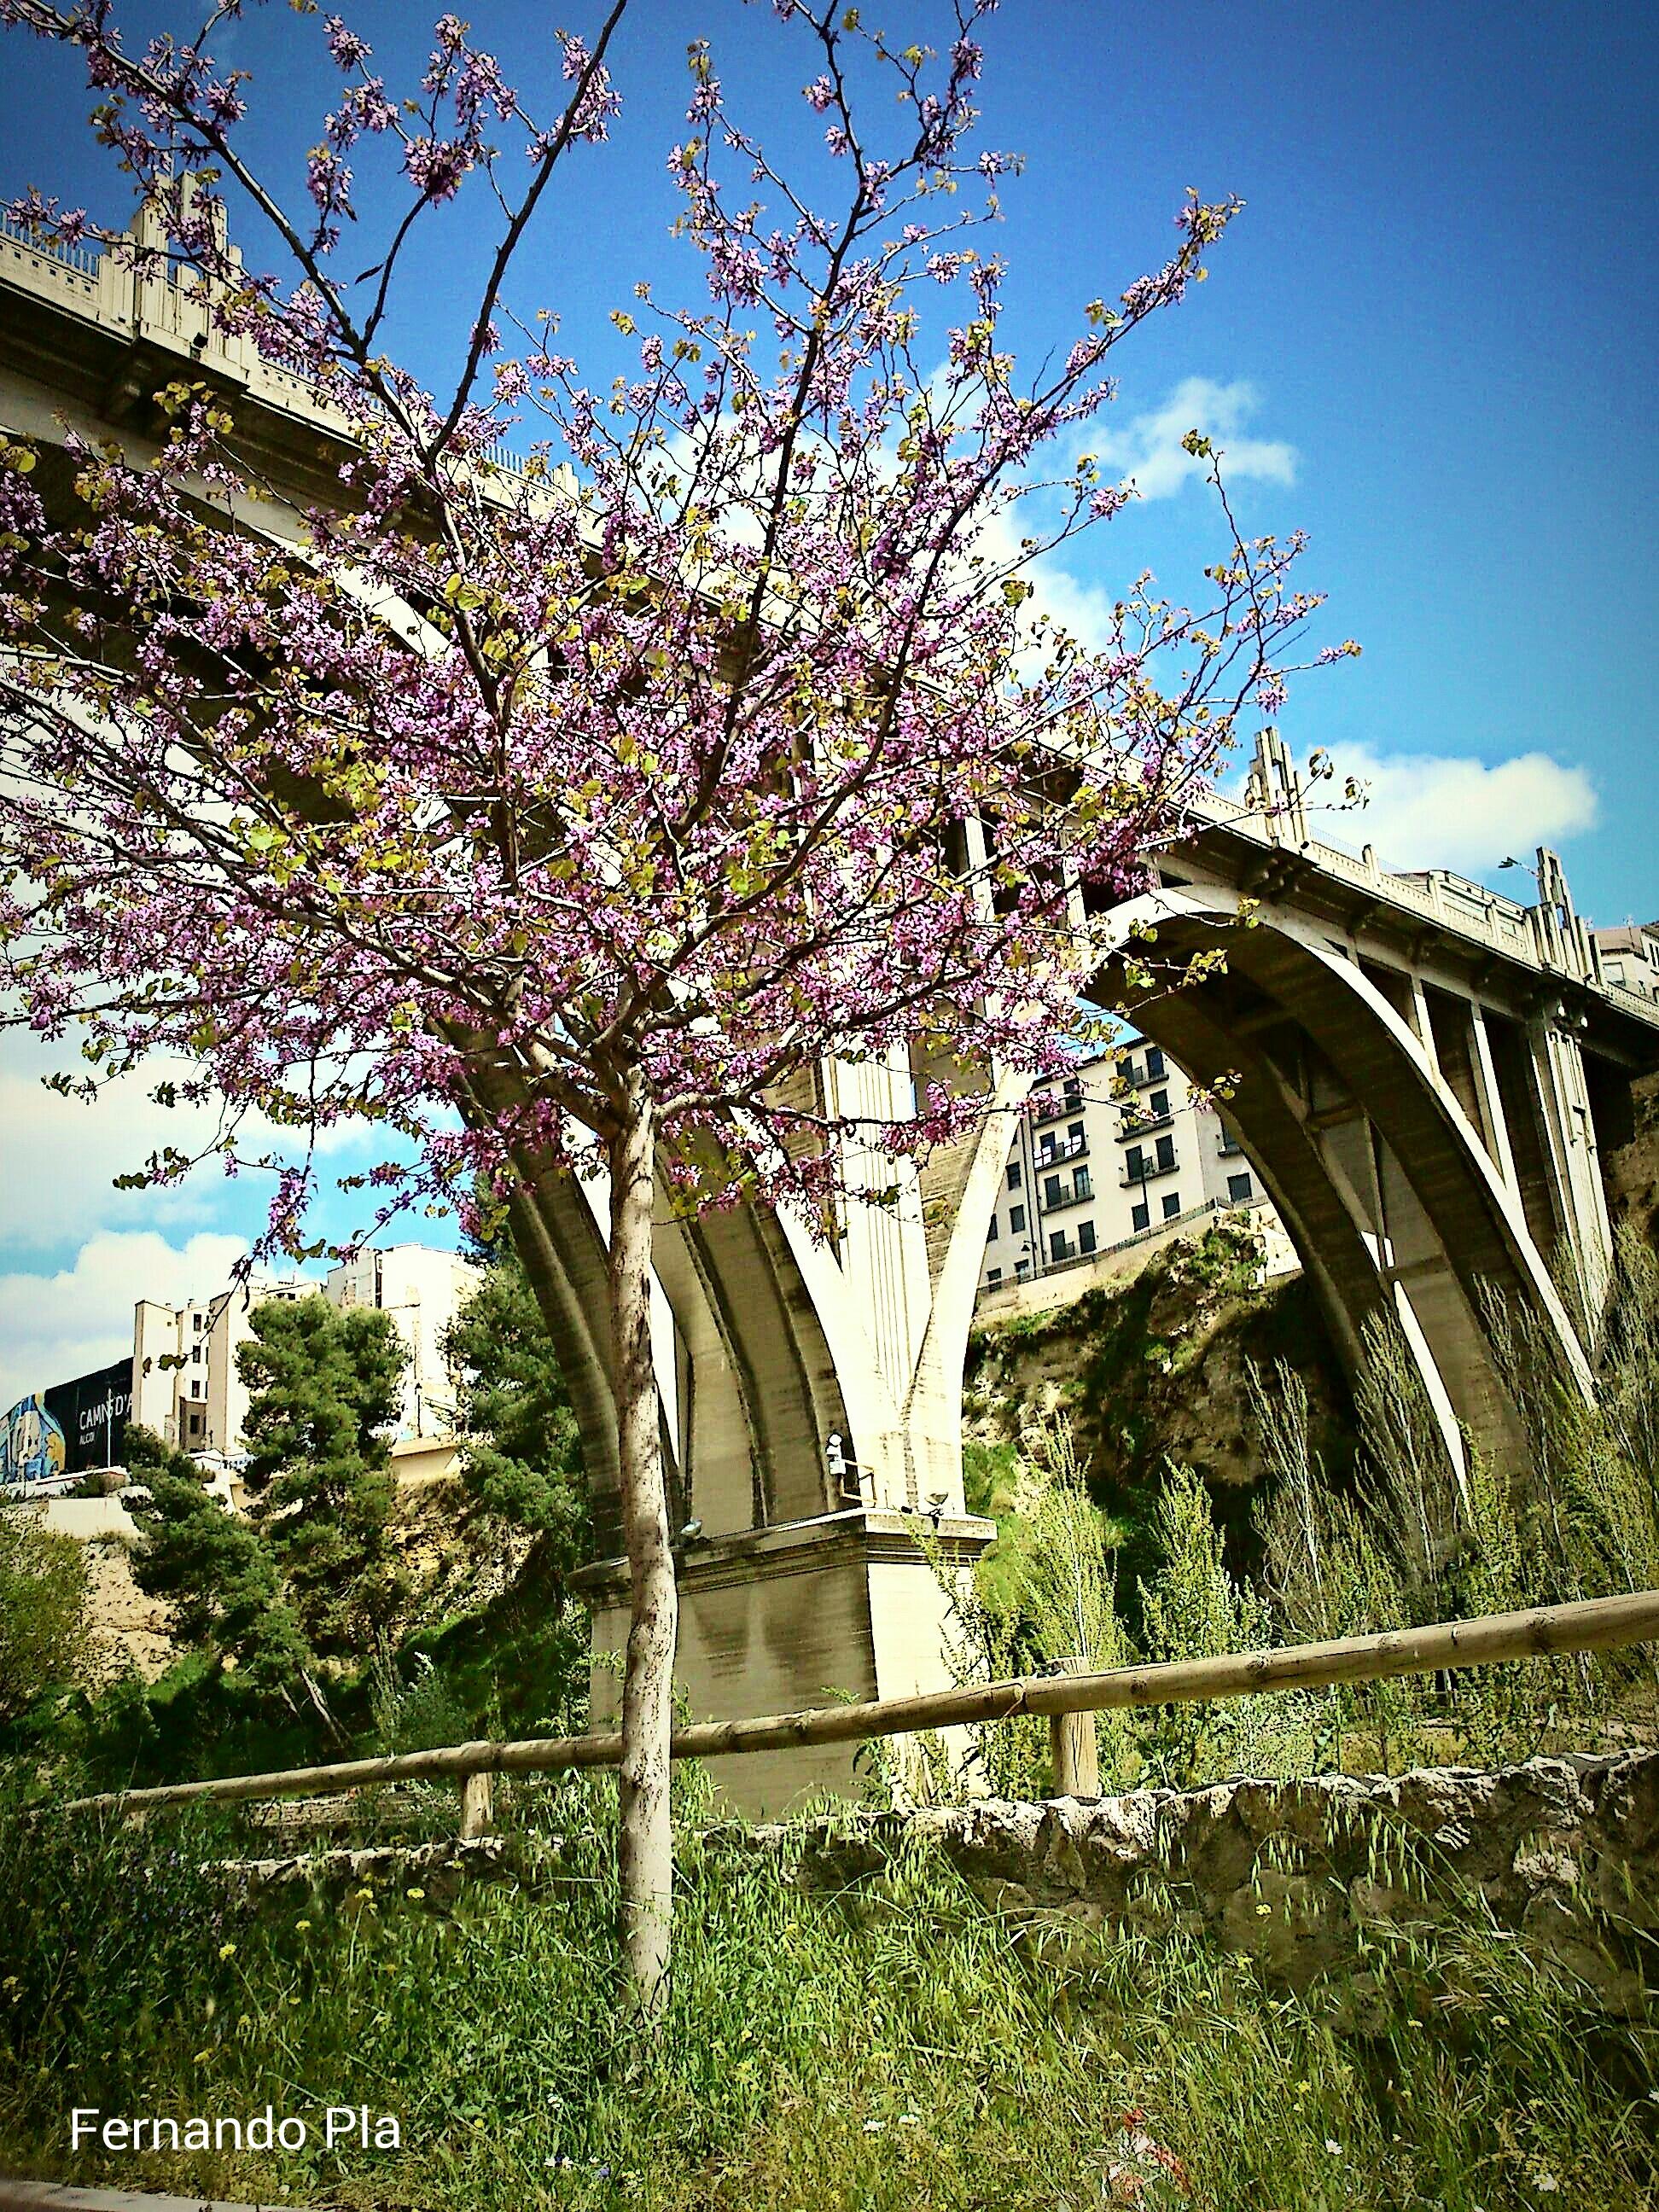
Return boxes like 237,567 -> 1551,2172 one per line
574,1506 -> 993,1813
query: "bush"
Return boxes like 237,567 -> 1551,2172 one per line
0,1510 -> 90,1727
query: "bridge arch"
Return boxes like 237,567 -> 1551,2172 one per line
1085,887 -> 1592,1472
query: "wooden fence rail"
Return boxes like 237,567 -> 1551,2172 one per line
43,1587 -> 1659,1825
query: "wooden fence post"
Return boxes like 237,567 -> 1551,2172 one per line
458,1768 -> 494,1838
1050,1655 -> 1100,1798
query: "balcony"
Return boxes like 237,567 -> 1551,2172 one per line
1122,1051 -> 1170,1091
1033,1131 -> 1088,1168
1038,1175 -> 1094,1215
1121,1152 -> 1179,1187
1116,1109 -> 1173,1140
1029,1086 -> 1086,1127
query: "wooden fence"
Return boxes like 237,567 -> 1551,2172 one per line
46,1587 -> 1659,1835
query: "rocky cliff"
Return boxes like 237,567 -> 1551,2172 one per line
963,1215 -> 1354,1563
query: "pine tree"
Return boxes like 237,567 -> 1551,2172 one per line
125,1424 -> 312,1694
444,1253 -> 588,1569
236,1297 -> 407,1659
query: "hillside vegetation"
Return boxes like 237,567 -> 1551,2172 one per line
964,1217 -> 1355,1585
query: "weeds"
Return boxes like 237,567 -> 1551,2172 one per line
2,1800 -> 1655,2212
910,1231 -> 1659,1799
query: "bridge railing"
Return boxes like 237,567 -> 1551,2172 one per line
44,1589 -> 1659,1836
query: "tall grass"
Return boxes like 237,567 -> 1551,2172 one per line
5,1244 -> 1659,2207
911,1229 -> 1659,1796
2,1797 -> 1655,2212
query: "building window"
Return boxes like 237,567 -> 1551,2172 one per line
1006,1162 -> 1022,1190
1015,1258 -> 1030,1279
192,1312 -> 203,1331
1009,1203 -> 1026,1234
1145,1046 -> 1166,1080
1227,1172 -> 1254,1202
986,1267 -> 1002,1287
1051,1231 -> 1073,1263
1132,1202 -> 1150,1232
1124,1145 -> 1147,1180
1067,1121 -> 1084,1147
1073,1167 -> 1091,1202
1150,1089 -> 1169,1119
1161,1191 -> 1181,1220
1155,1134 -> 1176,1173
191,1344 -> 201,1364
1078,1221 -> 1097,1255
986,1215 -> 999,1242
1045,1175 -> 1063,1209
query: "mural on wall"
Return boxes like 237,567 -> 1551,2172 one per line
45,1359 -> 132,1476
1,1394 -> 67,1487
0,1360 -> 132,1489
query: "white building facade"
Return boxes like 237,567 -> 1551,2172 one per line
977,1039 -> 1290,1296
131,1272 -> 308,1462
325,1243 -> 479,1441
1592,923 -> 1659,1008
130,1243 -> 478,1464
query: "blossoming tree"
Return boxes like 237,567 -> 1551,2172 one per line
0,0 -> 1330,2000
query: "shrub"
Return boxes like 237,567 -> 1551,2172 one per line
0,1510 -> 90,1727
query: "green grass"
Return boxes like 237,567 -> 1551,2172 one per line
3,1793 -> 1656,2212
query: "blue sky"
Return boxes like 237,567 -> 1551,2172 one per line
0,0 -> 1654,1400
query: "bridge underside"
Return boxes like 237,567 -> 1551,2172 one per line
1088,888 -> 1605,1478
556,870 -> 1648,1811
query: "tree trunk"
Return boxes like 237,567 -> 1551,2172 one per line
608,1074 -> 678,2010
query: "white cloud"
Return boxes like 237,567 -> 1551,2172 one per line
0,1032 -> 376,1258
1307,745 -> 1599,874
1086,376 -> 1297,502
0,1228 -> 249,1415
0,1045 -> 235,1253
956,375 -> 1296,660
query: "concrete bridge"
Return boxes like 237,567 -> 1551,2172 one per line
7,211 -> 1659,1807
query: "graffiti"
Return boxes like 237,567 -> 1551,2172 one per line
1,1394 -> 67,1487
1,1359 -> 131,1488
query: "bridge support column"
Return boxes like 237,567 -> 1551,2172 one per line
573,1506 -> 994,1813
1529,1017 -> 1615,1315
1468,1005 -> 1522,1193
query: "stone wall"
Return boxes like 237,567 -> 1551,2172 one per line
203,1750 -> 1659,2023
771,1751 -> 1659,2019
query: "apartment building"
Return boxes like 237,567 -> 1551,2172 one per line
977,1038 -> 1285,1295
325,1243 -> 479,1441
131,1269 -> 311,1461
129,1243 -> 478,1464
1592,923 -> 1659,1007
